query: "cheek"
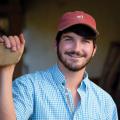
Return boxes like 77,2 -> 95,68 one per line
59,43 -> 71,52
57,44 -> 65,55
83,46 -> 94,56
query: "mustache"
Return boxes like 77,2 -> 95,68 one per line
65,51 -> 84,57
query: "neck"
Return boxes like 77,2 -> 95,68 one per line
58,62 -> 86,91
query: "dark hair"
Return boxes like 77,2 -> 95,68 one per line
56,24 -> 97,47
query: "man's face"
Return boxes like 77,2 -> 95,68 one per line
57,32 -> 97,72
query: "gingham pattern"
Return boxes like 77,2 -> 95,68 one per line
12,64 -> 118,120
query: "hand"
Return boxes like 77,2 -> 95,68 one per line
0,33 -> 25,66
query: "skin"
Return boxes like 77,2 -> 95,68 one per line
56,32 -> 97,107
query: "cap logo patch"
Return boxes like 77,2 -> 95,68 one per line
77,15 -> 84,19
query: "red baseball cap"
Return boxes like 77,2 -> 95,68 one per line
58,11 -> 99,35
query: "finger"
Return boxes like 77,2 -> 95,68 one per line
2,35 -> 11,48
14,35 -> 20,50
19,33 -> 25,45
9,36 -> 17,51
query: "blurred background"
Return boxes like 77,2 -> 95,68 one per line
0,0 -> 120,118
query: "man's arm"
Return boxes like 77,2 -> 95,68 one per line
0,34 -> 25,120
0,65 -> 16,120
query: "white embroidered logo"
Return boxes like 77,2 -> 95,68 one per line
77,15 -> 84,19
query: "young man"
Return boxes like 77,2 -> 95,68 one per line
0,11 -> 118,120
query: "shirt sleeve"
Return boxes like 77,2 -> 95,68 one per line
12,75 -> 34,120
112,104 -> 118,120
105,94 -> 119,120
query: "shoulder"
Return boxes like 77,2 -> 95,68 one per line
90,80 -> 117,114
90,81 -> 114,103
13,66 -> 54,89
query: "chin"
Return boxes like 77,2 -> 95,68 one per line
65,63 -> 86,72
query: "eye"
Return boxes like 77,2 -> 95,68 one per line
63,38 -> 73,43
64,38 -> 72,41
82,39 -> 91,43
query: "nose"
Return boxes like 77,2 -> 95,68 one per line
72,40 -> 82,52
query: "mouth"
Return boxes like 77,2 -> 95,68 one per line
65,51 -> 83,59
68,54 -> 80,58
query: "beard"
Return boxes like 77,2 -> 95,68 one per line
57,47 -> 93,72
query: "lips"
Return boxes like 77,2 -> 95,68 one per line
68,53 -> 80,58
65,51 -> 84,58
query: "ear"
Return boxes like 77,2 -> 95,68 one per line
92,44 -> 97,57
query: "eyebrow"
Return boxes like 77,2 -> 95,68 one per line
62,35 -> 73,39
62,34 -> 95,41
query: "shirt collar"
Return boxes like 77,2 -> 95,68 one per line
78,71 -> 90,92
50,63 -> 66,86
50,64 -> 90,91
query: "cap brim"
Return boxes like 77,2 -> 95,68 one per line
58,23 -> 99,36
82,24 -> 99,36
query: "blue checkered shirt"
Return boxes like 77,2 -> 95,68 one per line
12,64 -> 118,120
